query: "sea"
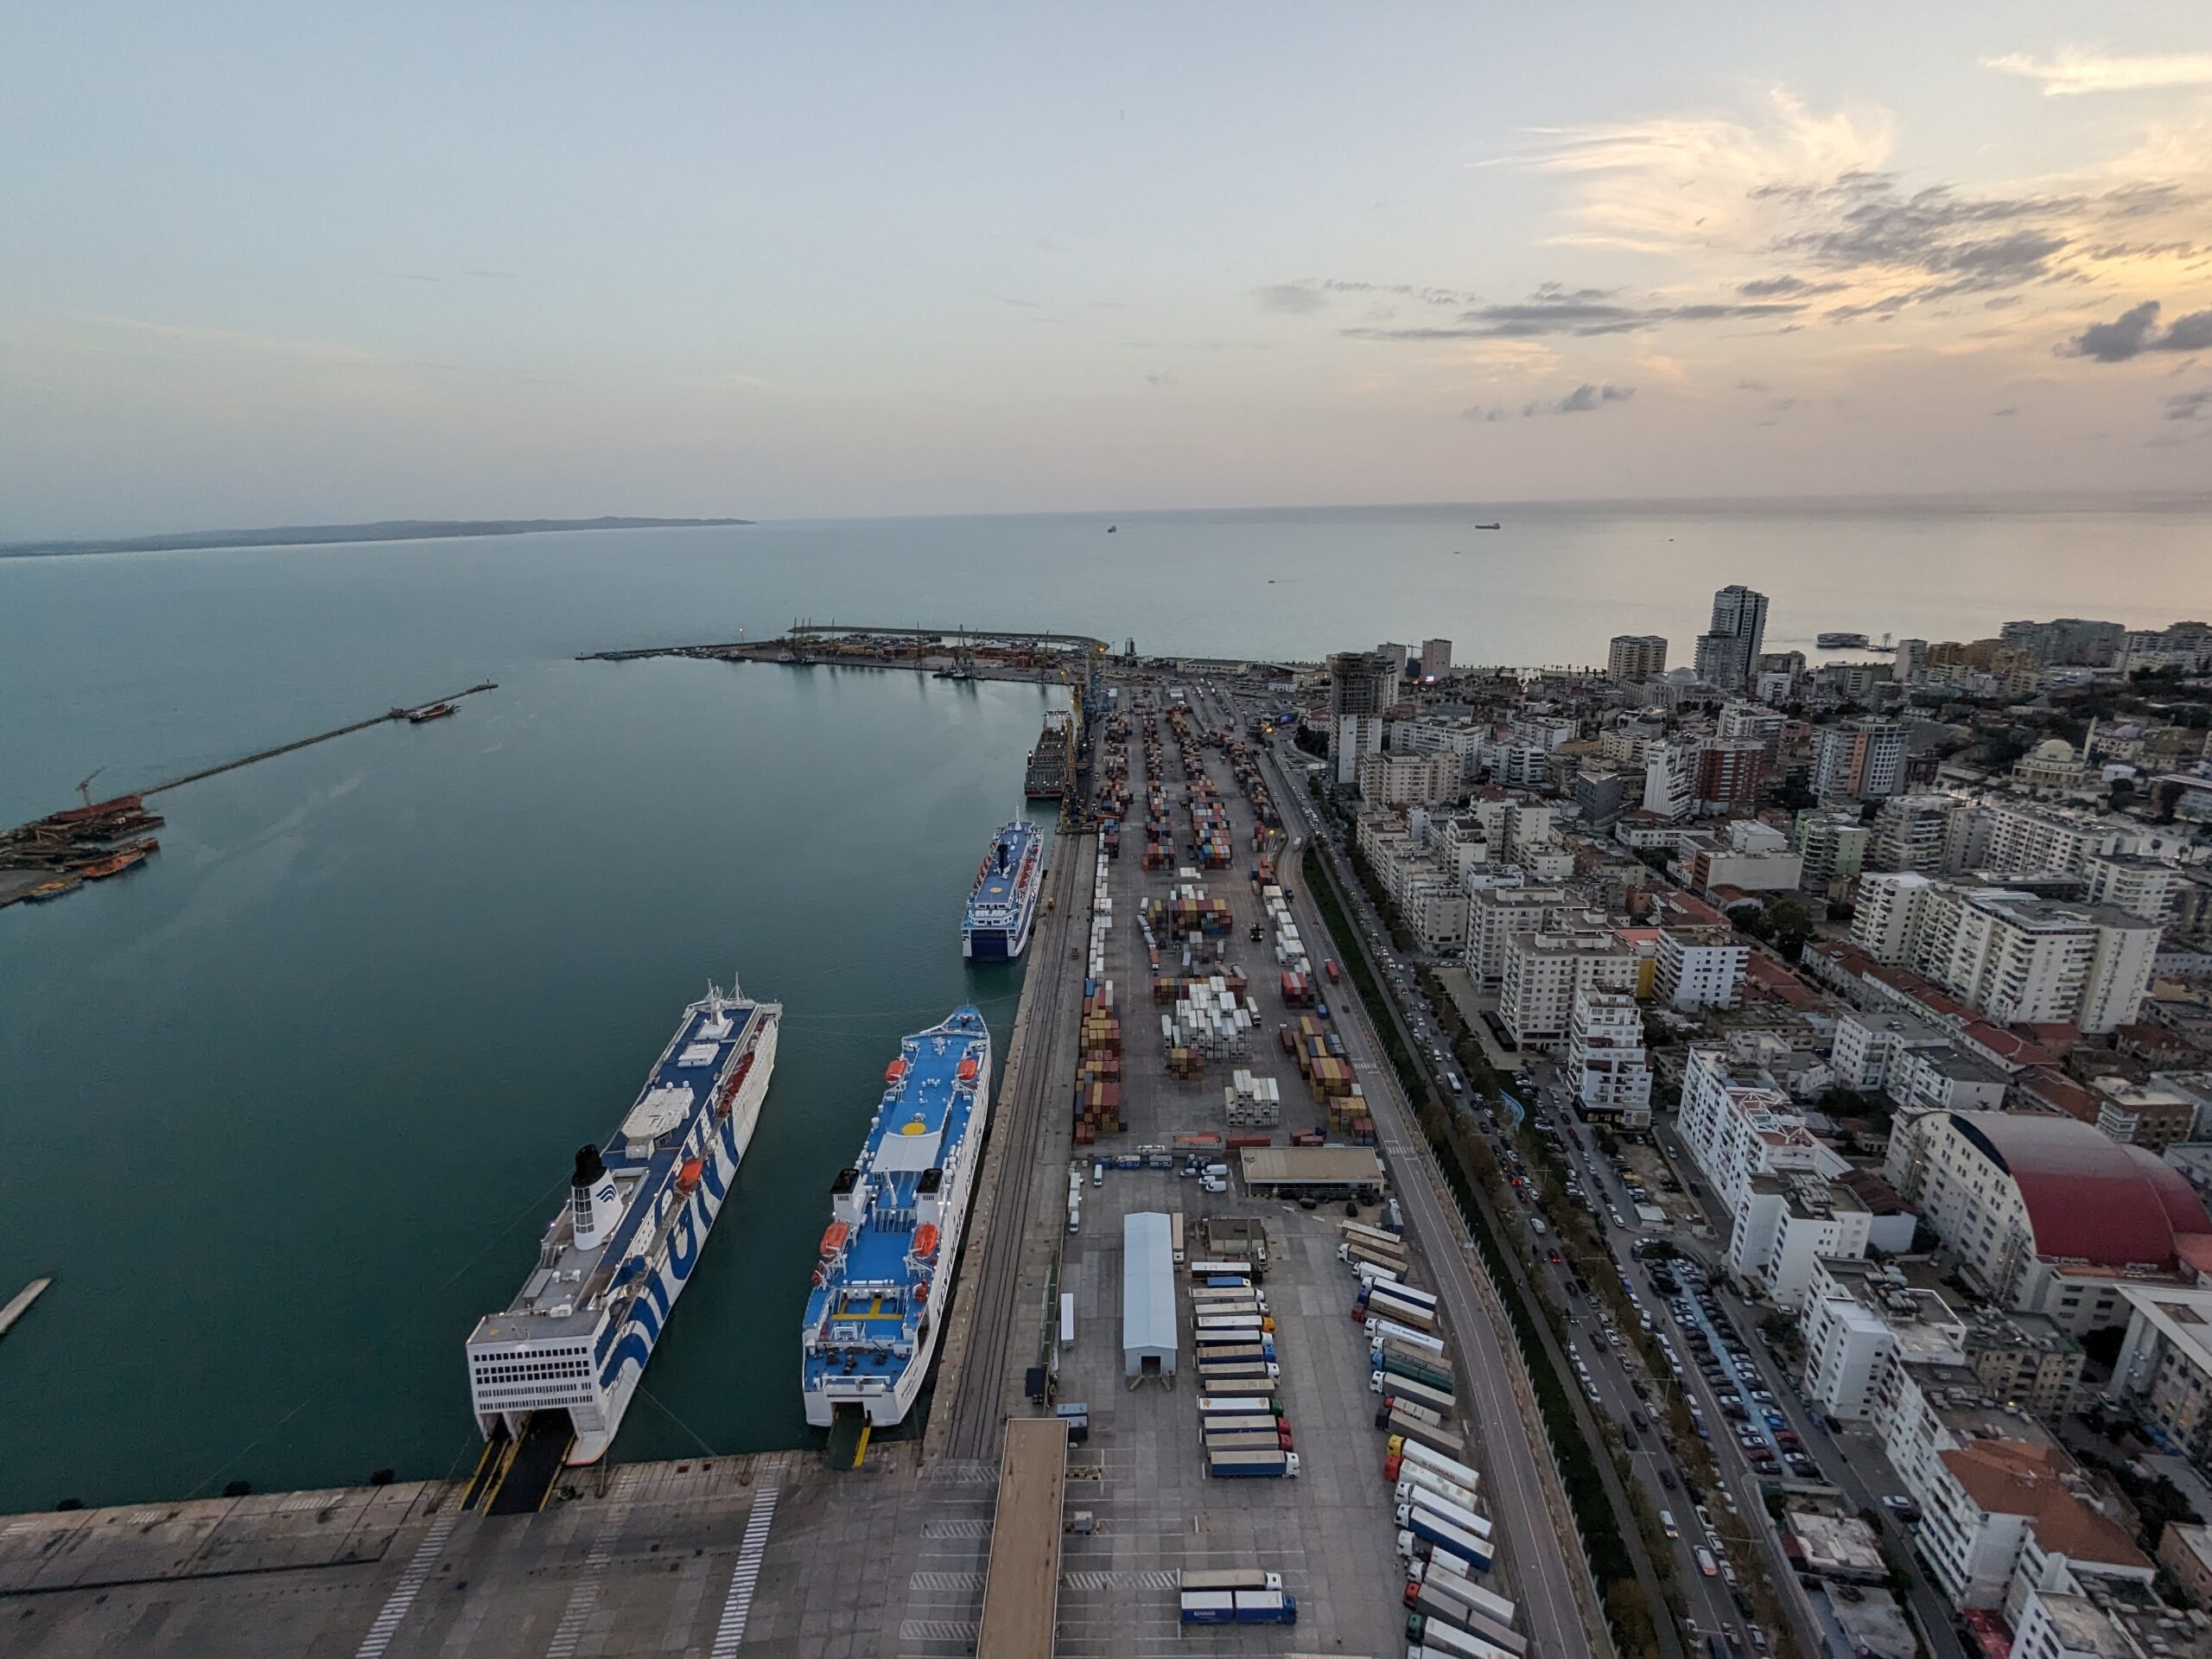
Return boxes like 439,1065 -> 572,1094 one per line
1,496 -> 2208,1511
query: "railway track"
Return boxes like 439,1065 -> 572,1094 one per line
943,843 -> 1086,1463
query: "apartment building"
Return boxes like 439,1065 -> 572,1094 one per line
1851,875 -> 2160,1033
1643,738 -> 1703,820
1465,884 -> 1568,988
1656,926 -> 1750,1012
1698,741 -> 1767,811
1797,810 -> 1872,891
1718,700 -> 1788,759
1802,1256 -> 1970,1422
1980,801 -> 2130,879
1606,633 -> 1669,683
2111,1285 -> 2212,1466
2083,854 -> 2187,925
1567,987 -> 1652,1127
1884,1110 -> 2212,1333
1500,928 -> 1637,1050
1694,584 -> 1768,690
1813,719 -> 1909,802
1357,747 -> 1464,807
1919,1438 -> 2151,1611
1872,793 -> 1970,874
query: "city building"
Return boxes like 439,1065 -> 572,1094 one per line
1919,1438 -> 2151,1610
1419,638 -> 1453,680
2083,854 -> 2187,926
1850,876 -> 2160,1033
1567,987 -> 1652,1127
2000,618 -> 2127,669
1656,926 -> 1750,1012
1698,741 -> 1767,811
1813,720 -> 1910,802
1694,584 -> 1769,691
1325,651 -> 1398,756
1980,802 -> 2133,880
1607,633 -> 1669,683
1466,885 -> 1568,988
1499,928 -> 1637,1050
1642,738 -> 1703,821
1333,714 -> 1385,784
1357,747 -> 1464,808
1802,1257 -> 1969,1423
1962,1310 -> 2085,1421
1884,1110 -> 2212,1333
1679,818 -> 1805,895
1797,810 -> 1872,892
1872,793 -> 1969,874
1718,700 -> 1788,760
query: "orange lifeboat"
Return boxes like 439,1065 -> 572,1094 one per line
677,1157 -> 705,1192
957,1057 -> 979,1083
913,1224 -> 940,1259
820,1222 -> 849,1255
885,1058 -> 907,1084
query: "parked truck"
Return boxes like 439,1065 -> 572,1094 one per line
1415,1566 -> 1522,1647
1367,1319 -> 1446,1357
1179,1587 -> 1298,1624
1396,1465 -> 1484,1518
1386,1408 -> 1466,1459
1408,1613 -> 1522,1659
1197,1395 -> 1280,1418
1373,1374 -> 1457,1416
1206,1449 -> 1301,1478
1395,1487 -> 1486,1541
1400,1510 -> 1494,1573
1179,1569 -> 1284,1592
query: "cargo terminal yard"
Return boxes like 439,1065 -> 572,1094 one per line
0,639 -> 1610,1659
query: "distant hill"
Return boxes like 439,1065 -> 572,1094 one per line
0,516 -> 753,559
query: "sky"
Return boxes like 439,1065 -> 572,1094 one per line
2,3 -> 2209,537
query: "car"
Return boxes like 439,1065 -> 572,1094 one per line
1658,1467 -> 1676,1490
1659,1509 -> 1680,1538
1883,1495 -> 1921,1520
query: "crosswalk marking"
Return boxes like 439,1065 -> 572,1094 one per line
708,1485 -> 779,1659
353,1507 -> 460,1659
544,1467 -> 640,1659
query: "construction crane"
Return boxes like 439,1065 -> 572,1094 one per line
75,767 -> 105,809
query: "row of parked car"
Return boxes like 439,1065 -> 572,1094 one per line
1658,1262 -> 1823,1484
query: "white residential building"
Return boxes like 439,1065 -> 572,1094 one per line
2082,854 -> 2186,925
1500,929 -> 1637,1050
1567,988 -> 1652,1127
1465,885 -> 1567,988
1853,876 -> 2161,1033
1357,747 -> 1464,807
1642,739 -> 1702,821
1655,926 -> 1750,1012
1872,793 -> 1971,874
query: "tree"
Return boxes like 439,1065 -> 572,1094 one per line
1765,898 -> 1817,961
1291,722 -> 1326,759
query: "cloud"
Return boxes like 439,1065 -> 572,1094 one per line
1464,382 -> 1635,422
1737,274 -> 1844,297
1347,283 -> 1801,341
2167,387 -> 2212,421
1984,50 -> 2212,97
1252,283 -> 1330,315
2058,299 -> 2212,360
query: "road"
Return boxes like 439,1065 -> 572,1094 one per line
1204,691 -> 1599,1659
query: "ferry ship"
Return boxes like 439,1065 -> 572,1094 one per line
801,1007 -> 992,1429
467,982 -> 779,1470
962,820 -> 1043,961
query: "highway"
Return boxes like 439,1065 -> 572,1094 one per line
1192,684 -> 1599,1659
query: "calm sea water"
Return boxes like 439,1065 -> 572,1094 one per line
1,498 -> 2208,1510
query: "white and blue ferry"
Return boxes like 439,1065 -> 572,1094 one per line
961,820 -> 1043,961
801,1007 -> 992,1428
467,982 -> 779,1467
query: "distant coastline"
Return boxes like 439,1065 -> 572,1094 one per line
0,516 -> 753,560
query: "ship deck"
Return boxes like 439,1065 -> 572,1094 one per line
965,823 -> 1040,925
469,996 -> 767,1348
804,1013 -> 988,1377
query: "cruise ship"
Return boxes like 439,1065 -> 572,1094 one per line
467,982 -> 779,1470
962,820 -> 1044,961
801,1007 -> 992,1429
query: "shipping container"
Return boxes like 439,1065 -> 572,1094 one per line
1197,1395 -> 1280,1418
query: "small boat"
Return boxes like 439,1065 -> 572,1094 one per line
1474,522 -> 1502,531
22,874 -> 83,903
79,843 -> 155,880
408,702 -> 458,724
1106,524 -> 1117,533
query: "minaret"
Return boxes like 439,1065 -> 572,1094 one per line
570,1145 -> 621,1250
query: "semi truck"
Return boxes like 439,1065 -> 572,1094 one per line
1408,1614 -> 1522,1659
1400,1512 -> 1495,1573
1417,1560 -> 1518,1632
1367,1319 -> 1446,1357
1178,1569 -> 1284,1592
1386,1408 -> 1466,1459
1205,1449 -> 1301,1478
1372,1374 -> 1457,1416
1179,1587 -> 1298,1624
1395,1487 -> 1486,1541
1392,1436 -> 1482,1493
1197,1395 -> 1279,1417
1396,1465 -> 1484,1518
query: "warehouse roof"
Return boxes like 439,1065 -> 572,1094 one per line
1948,1111 -> 2211,1269
1121,1212 -> 1178,1361
1238,1146 -> 1387,1187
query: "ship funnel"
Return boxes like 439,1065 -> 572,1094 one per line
570,1144 -> 621,1251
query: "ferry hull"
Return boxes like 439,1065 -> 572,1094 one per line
569,1019 -> 778,1463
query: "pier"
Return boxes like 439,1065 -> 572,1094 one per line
0,683 -> 496,909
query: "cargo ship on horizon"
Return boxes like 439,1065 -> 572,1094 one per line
801,1007 -> 992,1430
962,819 -> 1043,961
467,981 -> 779,1471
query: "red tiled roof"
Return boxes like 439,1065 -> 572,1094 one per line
1746,955 -> 1820,1009
1941,1441 -> 2151,1571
